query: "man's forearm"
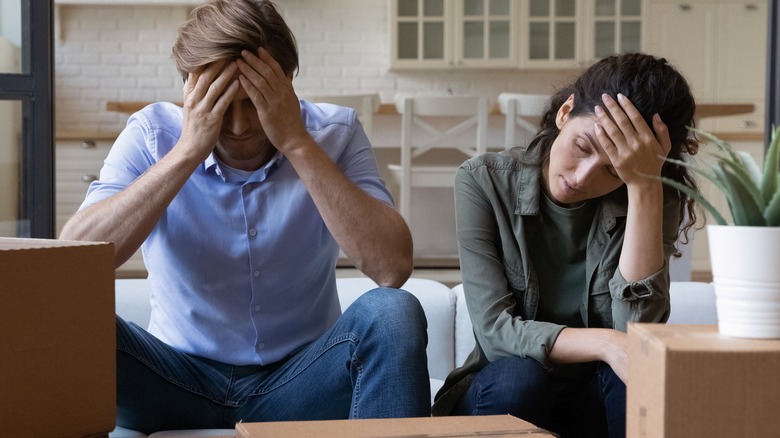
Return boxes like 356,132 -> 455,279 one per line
59,147 -> 202,267
284,138 -> 413,287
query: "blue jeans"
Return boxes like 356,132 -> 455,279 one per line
116,288 -> 431,433
452,357 -> 625,438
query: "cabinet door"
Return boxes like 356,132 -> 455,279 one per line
715,2 -> 767,102
645,2 -> 718,101
591,0 -> 643,60
521,0 -> 581,67
391,0 -> 452,68
456,0 -> 517,67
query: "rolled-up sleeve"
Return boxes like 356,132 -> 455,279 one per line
608,190 -> 681,330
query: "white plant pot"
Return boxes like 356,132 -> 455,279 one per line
708,225 -> 780,339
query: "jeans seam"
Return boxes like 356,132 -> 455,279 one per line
117,342 -> 231,406
247,333 -> 359,397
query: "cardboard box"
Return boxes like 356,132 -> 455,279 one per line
0,238 -> 116,438
236,415 -> 555,437
627,323 -> 780,438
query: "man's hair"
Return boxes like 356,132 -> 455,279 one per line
171,0 -> 298,81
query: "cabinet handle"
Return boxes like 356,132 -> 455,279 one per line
679,4 -> 692,11
745,4 -> 758,11
740,120 -> 755,128
81,174 -> 98,183
80,140 -> 96,149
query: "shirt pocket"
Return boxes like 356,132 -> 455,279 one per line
588,268 -> 614,328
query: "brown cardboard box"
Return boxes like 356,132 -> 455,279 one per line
627,323 -> 780,438
0,238 -> 116,438
236,415 -> 555,437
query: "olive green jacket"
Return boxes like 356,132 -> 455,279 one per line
431,147 -> 680,416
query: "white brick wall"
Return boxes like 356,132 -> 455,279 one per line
54,0 -> 577,135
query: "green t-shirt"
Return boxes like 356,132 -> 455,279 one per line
530,194 -> 597,328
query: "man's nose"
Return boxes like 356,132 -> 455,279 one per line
225,105 -> 248,135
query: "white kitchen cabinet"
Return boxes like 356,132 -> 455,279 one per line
391,0 -> 647,69
391,0 -> 517,68
56,139 -> 147,277
644,0 -> 767,133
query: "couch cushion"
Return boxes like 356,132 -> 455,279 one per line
115,278 -> 152,329
667,281 -> 717,324
336,277 -> 457,381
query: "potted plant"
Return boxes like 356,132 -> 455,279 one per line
659,125 -> 780,338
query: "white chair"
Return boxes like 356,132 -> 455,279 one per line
304,93 -> 381,140
497,93 -> 549,149
387,95 -> 490,220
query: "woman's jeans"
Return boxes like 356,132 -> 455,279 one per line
452,356 -> 625,438
116,288 -> 431,434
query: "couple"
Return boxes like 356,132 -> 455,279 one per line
60,1 -> 700,437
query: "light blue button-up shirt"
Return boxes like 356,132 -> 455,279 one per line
82,101 -> 393,366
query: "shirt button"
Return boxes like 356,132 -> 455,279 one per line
257,343 -> 265,350
244,184 -> 252,191
253,270 -> 260,277
254,305 -> 261,312
249,229 -> 257,236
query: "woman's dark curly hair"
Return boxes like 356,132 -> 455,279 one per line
527,52 -> 700,248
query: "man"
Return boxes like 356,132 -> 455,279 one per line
60,0 -> 430,433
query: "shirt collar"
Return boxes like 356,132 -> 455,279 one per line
204,150 -> 286,183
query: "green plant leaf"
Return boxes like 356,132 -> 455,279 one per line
736,151 -> 763,188
693,127 -> 741,162
717,153 -> 766,211
663,156 -> 730,195
762,126 -> 780,203
765,186 -> 780,227
650,174 -> 728,225
713,163 -> 766,226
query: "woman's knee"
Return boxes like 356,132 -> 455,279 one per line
457,357 -> 552,420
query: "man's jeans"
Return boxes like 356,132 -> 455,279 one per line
116,288 -> 431,434
452,357 -> 625,438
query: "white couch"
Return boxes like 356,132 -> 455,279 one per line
111,278 -> 717,437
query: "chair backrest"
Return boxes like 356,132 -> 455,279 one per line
393,95 -> 490,218
305,93 -> 381,139
497,93 -> 549,149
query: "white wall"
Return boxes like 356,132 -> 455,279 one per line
53,0 -> 579,135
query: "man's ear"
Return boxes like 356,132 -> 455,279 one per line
555,94 -> 575,129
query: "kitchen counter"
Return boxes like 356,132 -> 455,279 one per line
106,100 -> 756,118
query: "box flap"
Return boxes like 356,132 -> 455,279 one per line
236,415 -> 555,437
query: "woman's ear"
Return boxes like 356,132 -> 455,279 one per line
555,94 -> 575,129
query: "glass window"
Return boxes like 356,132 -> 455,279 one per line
0,0 -> 23,74
0,1 -> 53,238
464,0 -> 483,16
556,0 -> 575,17
398,0 -> 418,17
529,22 -> 549,59
530,0 -> 549,17
0,98 -> 23,236
622,0 -> 641,16
621,21 -> 641,52
463,21 -> 484,58
489,20 -> 510,58
555,22 -> 575,59
423,22 -> 445,59
595,0 -> 615,17
490,0 -> 510,16
398,22 -> 419,59
595,22 -> 615,58
424,0 -> 444,17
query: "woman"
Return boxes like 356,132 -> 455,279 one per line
432,53 -> 700,438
